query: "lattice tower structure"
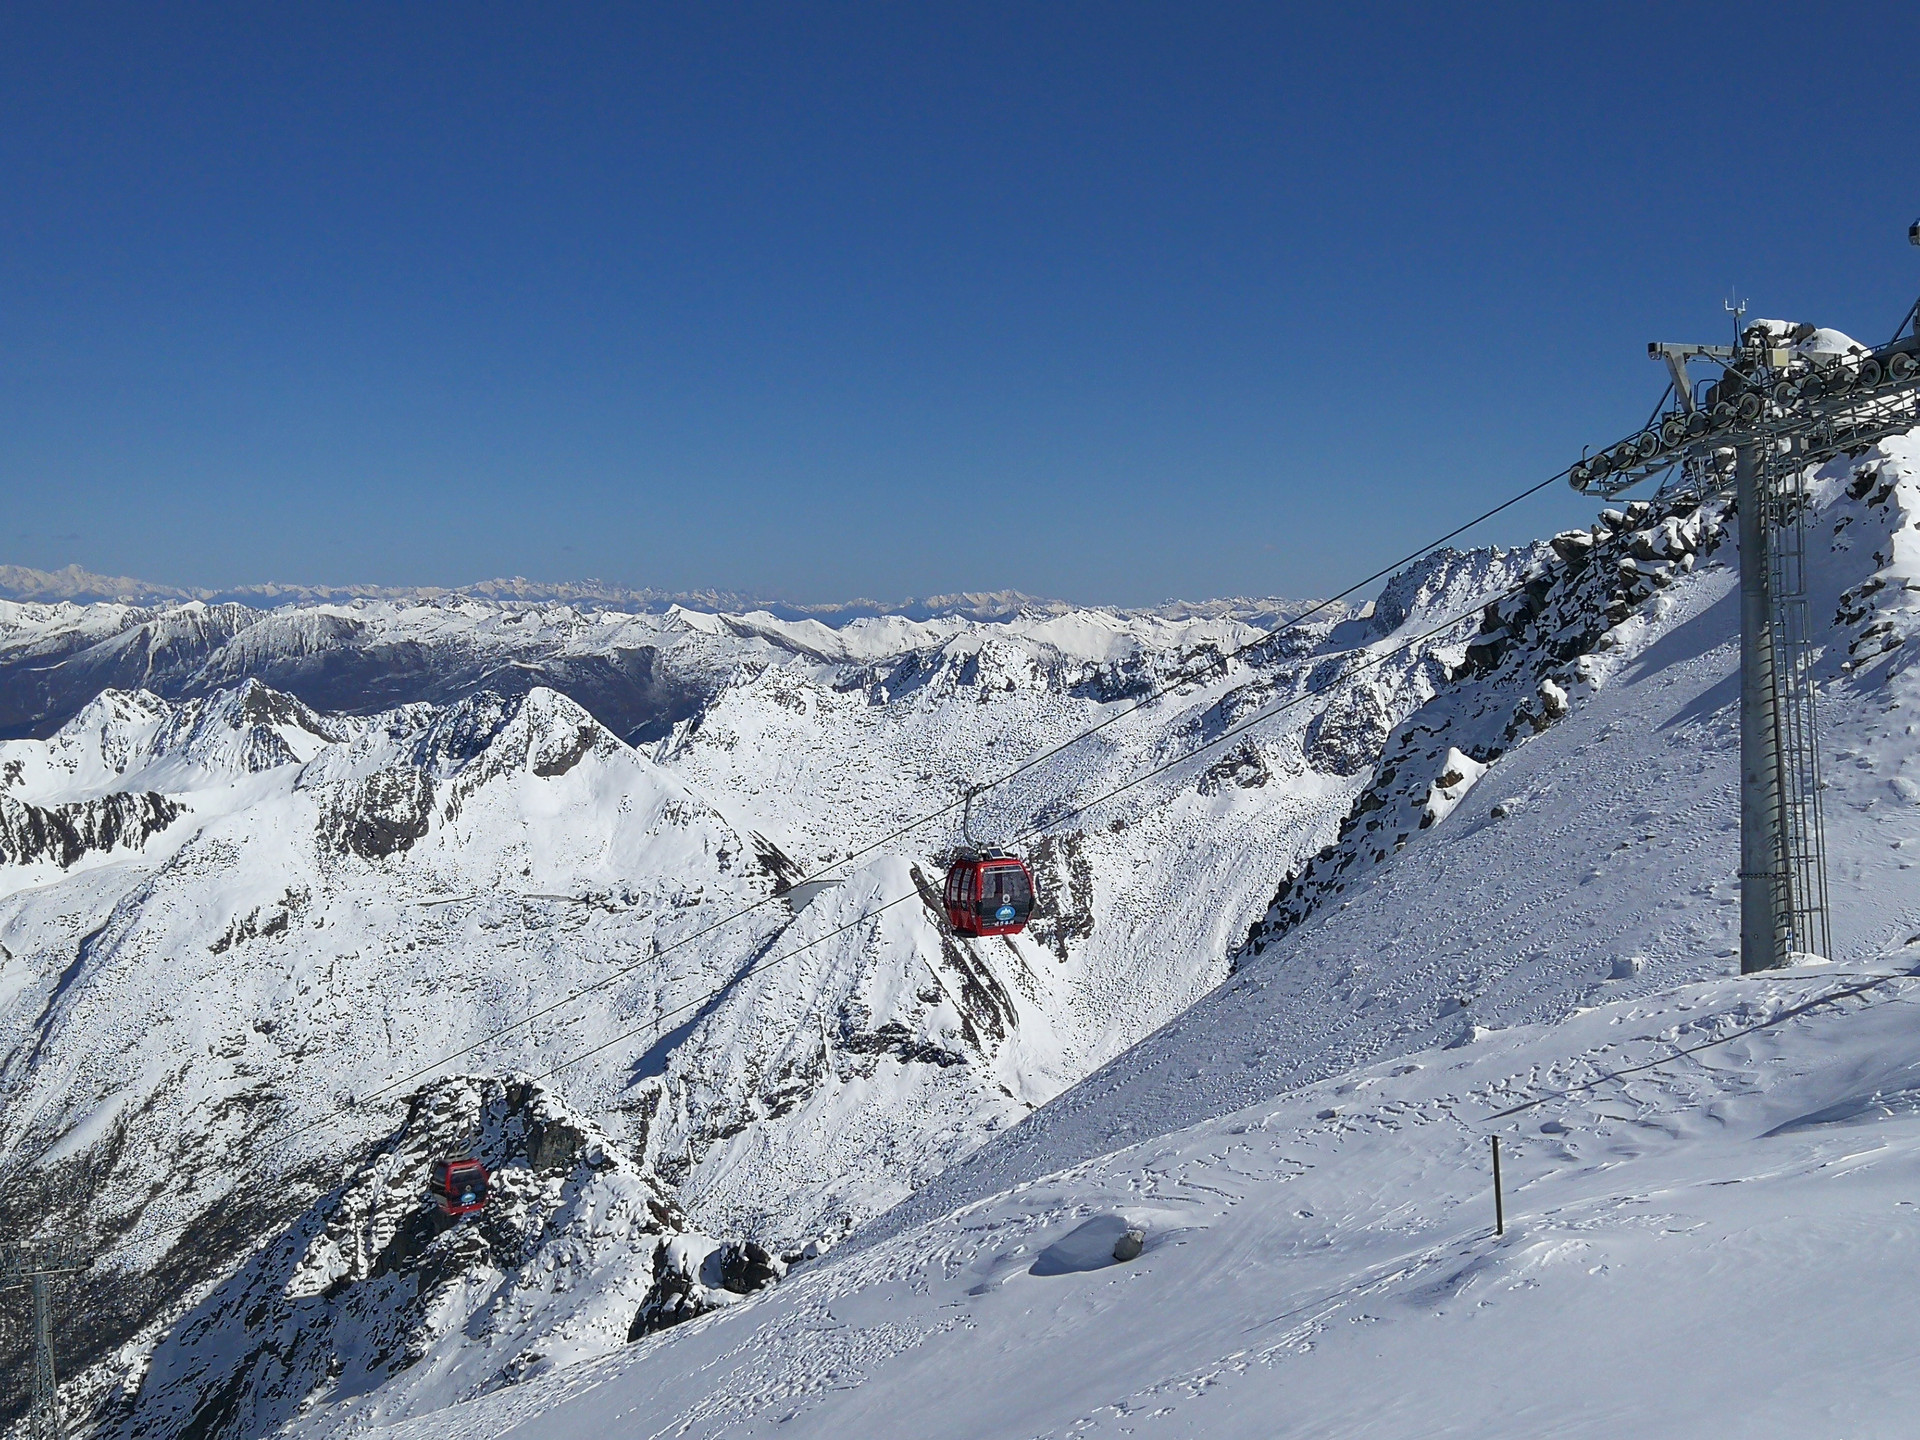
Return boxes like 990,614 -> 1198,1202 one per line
1569,303 -> 1920,970
1,1241 -> 88,1440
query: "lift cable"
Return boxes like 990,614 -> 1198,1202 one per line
318,467 -> 1574,1126
1479,969 -> 1915,1124
514,565 -> 1552,1092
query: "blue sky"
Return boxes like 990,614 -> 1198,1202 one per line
3,3 -> 1919,606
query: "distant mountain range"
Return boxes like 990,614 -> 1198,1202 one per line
0,562 -> 1307,629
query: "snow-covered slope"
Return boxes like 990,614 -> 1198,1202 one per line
364,957 -> 1920,1440
272,433 -> 1920,1440
866,439 -> 1920,1244
17,430 -> 1920,1439
0,572 -> 1518,1436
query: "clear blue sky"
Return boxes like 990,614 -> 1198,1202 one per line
4,3 -> 1919,606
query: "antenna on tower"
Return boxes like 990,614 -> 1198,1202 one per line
1726,291 -> 1748,344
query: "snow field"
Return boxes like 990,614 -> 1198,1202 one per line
356,959 -> 1920,1440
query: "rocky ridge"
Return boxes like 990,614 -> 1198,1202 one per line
1239,495 -> 1724,954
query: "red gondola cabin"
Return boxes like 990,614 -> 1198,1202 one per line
429,1158 -> 490,1218
943,851 -> 1036,937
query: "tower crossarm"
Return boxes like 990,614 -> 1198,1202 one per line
1571,332 -> 1920,498
0,1242 -> 88,1283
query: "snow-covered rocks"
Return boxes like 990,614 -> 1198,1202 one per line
628,1233 -> 786,1338
1421,748 -> 1488,828
96,1077 -> 686,1440
0,790 -> 185,870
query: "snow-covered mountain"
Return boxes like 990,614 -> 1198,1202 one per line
246,436 -> 1920,1439
11,431 -> 1917,1439
0,564 -> 1518,1436
0,568 -> 1315,746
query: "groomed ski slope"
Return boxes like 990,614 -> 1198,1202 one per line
357,959 -> 1920,1440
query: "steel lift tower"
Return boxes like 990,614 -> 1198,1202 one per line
1,1240 -> 88,1440
1570,221 -> 1920,973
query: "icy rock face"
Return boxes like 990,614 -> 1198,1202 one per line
98,1078 -> 684,1440
1241,494 -> 1723,950
628,1233 -> 786,1339
1830,460 -> 1920,670
1369,543 -> 1547,635
0,790 -> 184,869
314,766 -> 436,861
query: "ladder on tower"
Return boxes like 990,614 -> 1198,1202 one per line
1762,444 -> 1833,961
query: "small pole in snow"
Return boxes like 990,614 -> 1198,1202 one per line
1491,1135 -> 1505,1236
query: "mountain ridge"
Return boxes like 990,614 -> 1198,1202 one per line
0,562 -> 1312,629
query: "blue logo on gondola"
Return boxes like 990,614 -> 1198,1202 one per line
996,904 -> 1016,923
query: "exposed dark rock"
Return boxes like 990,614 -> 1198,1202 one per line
719,1240 -> 781,1295
838,1020 -> 967,1068
1303,681 -> 1393,777
531,723 -> 601,778
316,767 -> 435,861
209,897 -> 302,955
630,1242 -> 707,1337
410,690 -> 516,771
629,1236 -> 783,1340
1025,832 -> 1095,964
751,834 -> 804,891
1197,740 -> 1272,794
933,933 -> 1018,1050
0,791 -> 186,869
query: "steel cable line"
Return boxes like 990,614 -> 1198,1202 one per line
47,514 -> 1583,1255
1478,971 -> 1916,1123
324,469 -> 1573,1122
937,469 -> 1572,798
517,570 -> 1542,1093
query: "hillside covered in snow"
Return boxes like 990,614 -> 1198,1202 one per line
9,433 -> 1920,1439
0,557 -> 1500,1435
340,441 -> 1920,1438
